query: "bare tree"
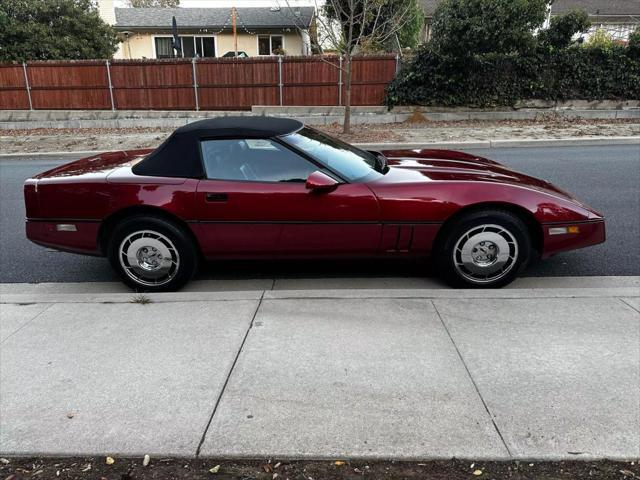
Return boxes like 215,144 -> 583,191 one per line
284,0 -> 417,133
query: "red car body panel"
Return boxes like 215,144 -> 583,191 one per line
24,147 -> 605,261
194,178 -> 381,257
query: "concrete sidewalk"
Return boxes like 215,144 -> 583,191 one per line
1,283 -> 638,461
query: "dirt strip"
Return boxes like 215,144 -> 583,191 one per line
0,457 -> 638,480
0,118 -> 638,154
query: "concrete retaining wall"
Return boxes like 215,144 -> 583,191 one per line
0,103 -> 638,130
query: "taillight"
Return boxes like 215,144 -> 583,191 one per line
24,179 -> 39,218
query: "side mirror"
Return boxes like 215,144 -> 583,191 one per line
305,170 -> 339,193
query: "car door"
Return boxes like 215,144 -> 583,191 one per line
193,137 -> 381,258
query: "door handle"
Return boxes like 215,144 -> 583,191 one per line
205,192 -> 228,202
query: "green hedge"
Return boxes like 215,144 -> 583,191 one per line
385,45 -> 640,107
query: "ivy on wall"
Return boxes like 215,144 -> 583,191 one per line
386,44 -> 640,107
386,0 -> 640,107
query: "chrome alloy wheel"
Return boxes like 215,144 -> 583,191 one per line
452,224 -> 519,285
119,230 -> 180,287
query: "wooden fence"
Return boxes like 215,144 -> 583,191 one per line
0,55 -> 398,111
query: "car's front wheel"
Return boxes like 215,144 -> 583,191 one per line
107,216 -> 198,292
436,209 -> 531,288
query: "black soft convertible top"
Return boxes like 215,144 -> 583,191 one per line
132,116 -> 304,178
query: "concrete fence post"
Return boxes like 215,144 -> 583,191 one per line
278,56 -> 283,106
22,62 -> 33,110
192,58 -> 200,111
105,60 -> 115,111
395,53 -> 400,74
338,55 -> 343,106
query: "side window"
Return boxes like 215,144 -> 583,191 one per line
200,139 -> 318,183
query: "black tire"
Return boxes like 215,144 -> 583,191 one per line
435,209 -> 532,288
107,215 -> 199,292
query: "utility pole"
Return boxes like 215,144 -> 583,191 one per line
231,7 -> 238,57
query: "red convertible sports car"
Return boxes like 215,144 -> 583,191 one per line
24,116 -> 605,291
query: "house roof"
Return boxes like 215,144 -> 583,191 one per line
419,0 -> 640,17
114,7 -> 314,31
550,0 -> 640,16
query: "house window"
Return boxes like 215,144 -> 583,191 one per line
155,37 -> 174,58
258,34 -> 284,55
182,36 -> 196,57
155,36 -> 216,59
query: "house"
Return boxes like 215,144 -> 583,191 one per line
97,0 -> 314,59
419,0 -> 640,42
549,0 -> 640,41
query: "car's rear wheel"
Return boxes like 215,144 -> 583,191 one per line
436,209 -> 531,288
107,216 -> 198,292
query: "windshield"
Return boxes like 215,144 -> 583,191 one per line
281,127 -> 382,182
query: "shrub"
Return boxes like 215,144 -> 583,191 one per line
385,44 -> 640,107
627,27 -> 640,57
0,0 -> 118,62
585,28 -> 616,50
385,7 -> 640,107
537,9 -> 591,49
430,0 -> 548,56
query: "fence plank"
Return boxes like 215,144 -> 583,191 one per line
109,60 -> 195,110
26,61 -> 110,109
0,65 -> 29,109
348,56 -> 397,106
197,58 -> 279,110
0,55 -> 397,111
282,56 -> 340,106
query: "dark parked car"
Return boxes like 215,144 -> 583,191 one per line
222,51 -> 249,58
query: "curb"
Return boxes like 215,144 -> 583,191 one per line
2,288 -> 639,305
2,276 -> 639,304
359,136 -> 640,150
0,137 -> 638,158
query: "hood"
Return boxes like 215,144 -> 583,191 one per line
378,148 -> 584,204
32,149 -> 152,184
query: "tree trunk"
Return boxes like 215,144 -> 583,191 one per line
343,55 -> 352,134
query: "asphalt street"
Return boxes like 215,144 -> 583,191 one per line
0,144 -> 638,283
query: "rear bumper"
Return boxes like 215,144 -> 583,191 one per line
541,219 -> 606,258
26,220 -> 102,256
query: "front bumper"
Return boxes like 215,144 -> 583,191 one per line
541,219 -> 606,258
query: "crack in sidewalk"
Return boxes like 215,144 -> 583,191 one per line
195,291 -> 265,457
432,300 -> 513,458
0,303 -> 55,345
618,297 -> 640,314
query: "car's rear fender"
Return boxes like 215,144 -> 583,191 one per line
97,205 -> 204,258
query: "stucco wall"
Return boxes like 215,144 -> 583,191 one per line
114,31 -> 307,59
115,33 -> 155,59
